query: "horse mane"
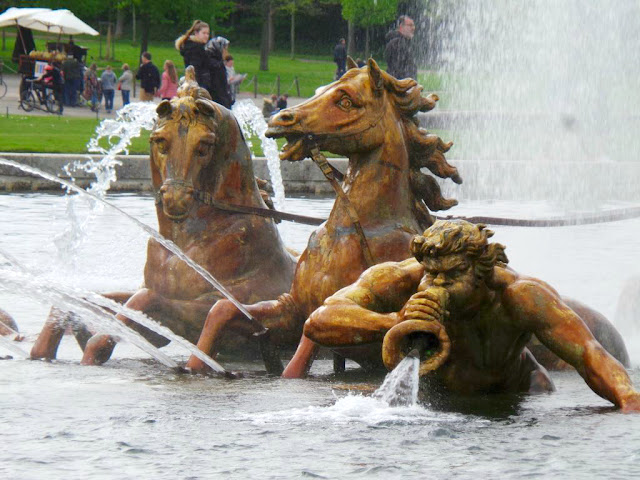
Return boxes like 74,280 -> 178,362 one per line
377,67 -> 463,213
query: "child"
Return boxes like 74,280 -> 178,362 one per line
158,60 -> 178,100
118,63 -> 133,106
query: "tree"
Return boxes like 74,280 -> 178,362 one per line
340,0 -> 397,57
280,0 -> 316,59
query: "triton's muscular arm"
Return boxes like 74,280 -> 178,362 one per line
503,274 -> 640,411
304,258 -> 424,347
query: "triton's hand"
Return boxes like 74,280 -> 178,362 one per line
399,288 -> 449,323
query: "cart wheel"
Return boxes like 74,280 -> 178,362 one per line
20,91 -> 36,112
0,80 -> 7,100
45,92 -> 58,113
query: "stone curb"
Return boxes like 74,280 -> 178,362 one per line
0,153 -> 348,195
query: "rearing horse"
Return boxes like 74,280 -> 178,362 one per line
185,58 -> 462,374
30,68 -> 297,364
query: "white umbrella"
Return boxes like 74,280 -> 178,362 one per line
17,9 -> 98,36
0,7 -> 51,28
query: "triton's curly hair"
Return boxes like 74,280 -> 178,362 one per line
410,220 -> 508,280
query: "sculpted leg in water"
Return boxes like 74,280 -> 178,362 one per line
299,220 -> 640,412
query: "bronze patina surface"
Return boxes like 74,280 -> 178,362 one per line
300,219 -> 640,411
186,58 -> 461,373
30,68 -> 296,364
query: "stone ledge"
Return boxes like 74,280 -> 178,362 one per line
0,153 -> 348,195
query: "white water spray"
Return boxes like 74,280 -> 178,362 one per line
54,103 -> 158,266
232,99 -> 286,210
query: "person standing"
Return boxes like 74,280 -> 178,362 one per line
205,36 -> 232,108
225,55 -> 246,104
136,52 -> 160,102
61,55 -> 80,106
333,38 -> 347,80
176,20 -> 212,93
100,65 -> 117,113
118,63 -> 133,106
158,60 -> 178,101
384,15 -> 417,80
83,63 -> 99,111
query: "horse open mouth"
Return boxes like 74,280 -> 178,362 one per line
279,134 -> 307,161
265,127 -> 308,162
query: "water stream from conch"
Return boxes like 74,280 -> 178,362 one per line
372,353 -> 420,406
232,99 -> 286,210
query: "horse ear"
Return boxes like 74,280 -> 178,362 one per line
367,58 -> 384,94
195,98 -> 216,117
156,100 -> 172,118
346,56 -> 358,70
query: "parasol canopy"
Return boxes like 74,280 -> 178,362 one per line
17,9 -> 98,36
0,7 -> 51,28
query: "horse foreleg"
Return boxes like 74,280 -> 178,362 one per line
30,307 -> 74,360
81,289 -> 160,366
186,294 -> 303,375
282,335 -> 320,379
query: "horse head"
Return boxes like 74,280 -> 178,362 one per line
149,67 -> 249,222
267,58 -> 462,212
266,58 -> 438,162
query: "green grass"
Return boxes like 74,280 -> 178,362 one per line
0,115 -> 151,154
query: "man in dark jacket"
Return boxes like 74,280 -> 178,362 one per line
136,52 -> 160,101
333,38 -> 347,80
384,15 -> 417,80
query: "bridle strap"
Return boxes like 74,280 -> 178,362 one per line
308,140 -> 375,267
155,184 -> 325,226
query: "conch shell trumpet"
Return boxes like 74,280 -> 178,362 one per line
381,287 -> 451,376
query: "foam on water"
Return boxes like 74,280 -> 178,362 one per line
236,356 -> 457,426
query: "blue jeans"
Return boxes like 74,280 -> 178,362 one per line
103,89 -> 115,111
121,90 -> 130,106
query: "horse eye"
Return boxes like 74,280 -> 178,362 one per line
197,144 -> 211,157
154,140 -> 168,154
338,96 -> 353,110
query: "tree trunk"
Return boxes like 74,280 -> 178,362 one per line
115,8 -> 124,39
259,2 -> 270,71
347,20 -> 355,57
290,10 -> 295,59
365,26 -> 370,59
106,24 -> 112,60
140,14 -> 150,60
268,4 -> 275,53
132,5 -> 136,45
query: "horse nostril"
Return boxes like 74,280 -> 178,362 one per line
160,185 -> 168,194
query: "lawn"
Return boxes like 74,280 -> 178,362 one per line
0,115 -> 151,154
0,114 -> 293,156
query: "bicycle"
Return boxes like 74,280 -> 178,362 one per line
20,78 -> 60,114
0,61 -> 7,99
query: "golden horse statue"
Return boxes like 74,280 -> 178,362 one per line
185,58 -> 462,374
30,67 -> 297,364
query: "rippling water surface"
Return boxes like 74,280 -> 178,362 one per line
1,193 -> 640,479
